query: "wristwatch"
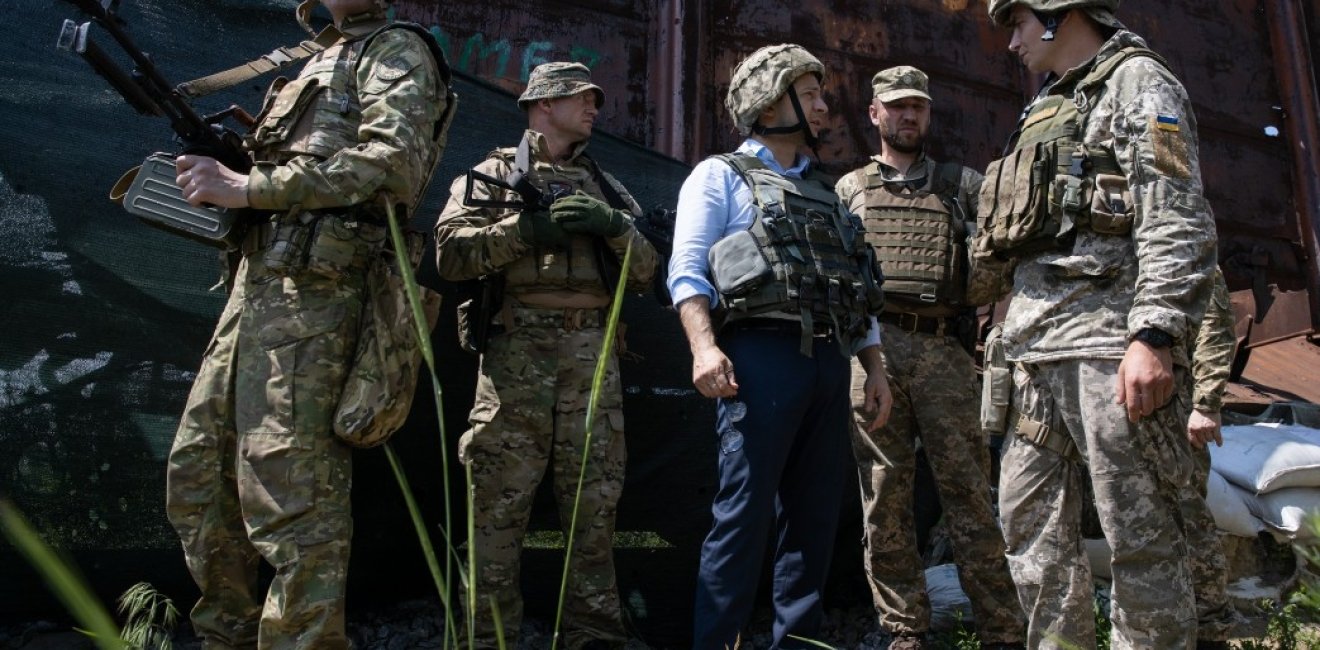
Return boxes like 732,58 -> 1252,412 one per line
1132,327 -> 1174,349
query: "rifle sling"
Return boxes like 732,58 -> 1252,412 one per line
176,26 -> 341,99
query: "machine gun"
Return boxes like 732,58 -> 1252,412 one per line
57,0 -> 254,249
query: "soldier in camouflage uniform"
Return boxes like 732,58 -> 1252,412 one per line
1180,269 -> 1238,648
977,1 -> 1219,647
836,66 -> 1025,650
434,62 -> 657,650
165,1 -> 451,648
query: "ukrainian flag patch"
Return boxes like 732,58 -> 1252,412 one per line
1155,115 -> 1181,132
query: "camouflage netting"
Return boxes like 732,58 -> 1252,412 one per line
0,1 -> 878,641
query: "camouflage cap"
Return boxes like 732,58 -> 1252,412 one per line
518,62 -> 605,109
725,43 -> 825,135
871,66 -> 931,103
988,0 -> 1122,28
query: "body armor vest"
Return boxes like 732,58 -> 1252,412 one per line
860,161 -> 966,315
975,46 -> 1166,259
496,139 -> 632,297
708,154 -> 885,356
247,22 -> 455,212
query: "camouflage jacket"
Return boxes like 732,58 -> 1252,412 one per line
246,13 -> 447,212
992,30 -> 1218,366
837,154 -> 988,310
434,129 -> 658,297
1191,269 -> 1234,412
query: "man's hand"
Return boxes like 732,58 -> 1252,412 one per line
857,345 -> 893,431
550,191 -> 627,237
1187,408 -> 1223,448
1115,339 -> 1175,422
692,343 -> 738,399
175,155 -> 250,209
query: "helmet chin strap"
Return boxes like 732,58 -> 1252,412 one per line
750,85 -> 820,156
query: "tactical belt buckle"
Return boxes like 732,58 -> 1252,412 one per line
1010,406 -> 1080,462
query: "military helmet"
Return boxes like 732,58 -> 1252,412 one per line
296,0 -> 393,35
518,62 -> 605,110
725,43 -> 825,135
988,0 -> 1123,29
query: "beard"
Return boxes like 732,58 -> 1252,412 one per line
880,124 -> 926,154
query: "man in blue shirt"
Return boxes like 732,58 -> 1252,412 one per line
667,43 -> 894,649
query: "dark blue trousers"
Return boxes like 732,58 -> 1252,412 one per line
692,327 -> 853,650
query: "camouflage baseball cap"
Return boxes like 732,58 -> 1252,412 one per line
518,62 -> 605,109
871,66 -> 931,103
725,43 -> 825,135
988,0 -> 1123,28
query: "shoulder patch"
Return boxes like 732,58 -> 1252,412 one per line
375,55 -> 413,82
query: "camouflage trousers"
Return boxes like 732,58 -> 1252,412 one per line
849,325 -> 1024,643
459,315 -> 627,650
1181,441 -> 1235,642
999,359 -> 1195,650
166,246 -> 365,650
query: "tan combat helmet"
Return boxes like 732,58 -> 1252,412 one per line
725,43 -> 825,145
518,62 -> 605,110
988,0 -> 1123,35
296,0 -> 393,35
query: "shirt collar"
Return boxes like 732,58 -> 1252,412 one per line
737,139 -> 810,178
870,151 -> 931,182
525,129 -> 590,165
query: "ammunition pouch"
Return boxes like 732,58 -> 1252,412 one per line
111,152 -> 248,250
980,324 -> 1012,436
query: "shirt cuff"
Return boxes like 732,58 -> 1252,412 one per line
669,277 -> 718,309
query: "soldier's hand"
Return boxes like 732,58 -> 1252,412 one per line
863,371 -> 893,432
175,155 -> 250,209
692,343 -> 738,399
550,191 -> 628,237
1115,340 -> 1175,423
516,211 -> 567,248
1187,408 -> 1223,448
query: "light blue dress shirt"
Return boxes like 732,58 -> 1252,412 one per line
666,138 -> 880,351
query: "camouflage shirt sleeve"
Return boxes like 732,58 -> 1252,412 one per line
247,29 -> 444,210
599,171 -> 659,291
1191,269 -> 1234,412
834,168 -> 865,212
1109,57 -> 1218,342
433,155 -> 529,281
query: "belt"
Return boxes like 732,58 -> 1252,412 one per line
723,317 -> 833,339
503,305 -> 607,330
879,311 -> 955,336
1008,405 -> 1081,462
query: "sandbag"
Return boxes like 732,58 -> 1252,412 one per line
926,563 -> 974,631
1245,487 -> 1320,539
1211,424 -> 1320,494
1205,469 -> 1265,537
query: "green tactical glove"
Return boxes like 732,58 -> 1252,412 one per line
549,191 -> 629,238
516,210 -> 567,248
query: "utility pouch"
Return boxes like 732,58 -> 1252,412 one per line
305,215 -> 382,280
110,152 -> 247,250
976,143 -> 1054,256
263,212 -> 314,276
980,324 -> 1011,436
333,231 -> 440,448
709,229 -> 774,298
1087,173 -> 1135,235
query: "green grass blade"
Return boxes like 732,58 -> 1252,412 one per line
0,499 -> 125,650
550,240 -> 634,650
785,634 -> 836,648
383,203 -> 458,648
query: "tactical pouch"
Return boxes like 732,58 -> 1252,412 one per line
976,144 -> 1053,256
980,324 -> 1011,436
110,152 -> 247,250
1087,173 -> 1135,236
305,215 -> 384,280
709,229 -> 774,299
263,212 -> 314,276
333,231 -> 440,448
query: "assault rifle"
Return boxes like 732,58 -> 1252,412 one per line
57,0 -> 254,249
